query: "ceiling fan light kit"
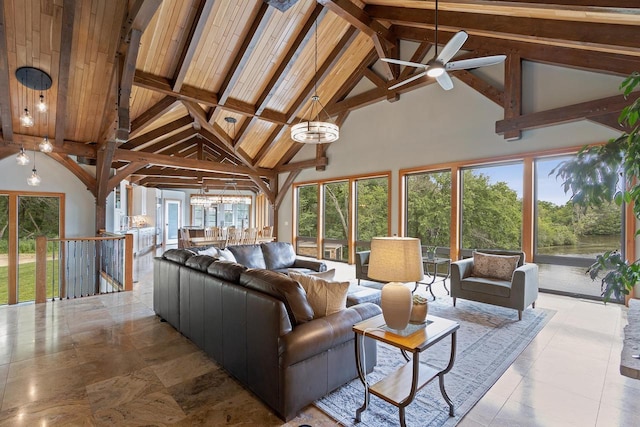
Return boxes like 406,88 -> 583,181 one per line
382,0 -> 505,91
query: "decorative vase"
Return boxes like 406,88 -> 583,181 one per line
381,282 -> 412,330
410,301 -> 428,324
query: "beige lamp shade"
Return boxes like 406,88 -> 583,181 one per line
368,237 -> 424,283
368,237 -> 424,331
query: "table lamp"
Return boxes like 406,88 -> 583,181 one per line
368,237 -> 424,330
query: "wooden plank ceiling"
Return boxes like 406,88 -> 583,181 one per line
0,0 -> 638,203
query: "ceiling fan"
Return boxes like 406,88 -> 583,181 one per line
382,0 -> 506,91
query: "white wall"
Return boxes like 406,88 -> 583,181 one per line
277,62 -> 623,242
0,153 -> 96,237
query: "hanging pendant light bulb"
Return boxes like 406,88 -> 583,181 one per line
27,150 -> 41,186
20,107 -> 34,127
39,136 -> 53,153
290,18 -> 339,144
27,168 -> 41,186
37,94 -> 47,113
16,146 -> 30,165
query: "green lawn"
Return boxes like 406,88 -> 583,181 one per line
0,260 -> 58,305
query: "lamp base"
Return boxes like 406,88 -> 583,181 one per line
381,282 -> 412,331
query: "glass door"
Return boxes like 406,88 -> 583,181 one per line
165,200 -> 180,245
17,196 -> 60,302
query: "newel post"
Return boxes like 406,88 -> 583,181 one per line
35,235 -> 47,303
125,233 -> 134,291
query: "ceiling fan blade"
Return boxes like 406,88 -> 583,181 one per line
381,58 -> 427,69
388,70 -> 429,90
445,55 -> 507,71
436,31 -> 468,64
436,71 -> 454,91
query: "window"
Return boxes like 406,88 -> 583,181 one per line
296,184 -> 318,256
323,181 -> 349,261
355,177 -> 389,252
461,163 -> 523,251
405,170 -> 451,251
535,156 -> 623,299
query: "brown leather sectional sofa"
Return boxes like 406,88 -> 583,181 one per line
153,247 -> 381,421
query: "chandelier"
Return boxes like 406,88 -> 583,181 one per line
190,181 -> 251,206
290,17 -> 339,144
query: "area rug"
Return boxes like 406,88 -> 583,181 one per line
314,298 -> 554,427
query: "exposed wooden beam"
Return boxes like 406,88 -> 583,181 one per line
503,53 -> 522,140
455,70 -> 504,107
121,0 -> 162,42
276,156 -> 328,173
393,26 -> 640,77
48,153 -> 97,196
217,3 -> 273,105
0,136 -> 96,158
120,115 -> 192,150
172,0 -> 215,92
368,5 -> 640,55
133,70 -> 288,124
140,128 -> 197,154
130,96 -> 177,138
496,91 -> 640,135
54,0 -> 76,146
274,170 -> 300,209
107,161 -> 146,194
0,1 -> 13,142
318,0 -> 398,78
113,148 -> 274,177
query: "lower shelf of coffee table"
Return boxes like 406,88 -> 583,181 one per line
369,361 -> 440,405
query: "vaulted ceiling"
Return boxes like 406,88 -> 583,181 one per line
0,0 -> 638,210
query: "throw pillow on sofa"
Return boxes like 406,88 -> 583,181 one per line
218,248 -> 237,263
290,268 -> 335,280
289,271 -> 349,319
197,246 -> 219,257
472,252 -> 520,281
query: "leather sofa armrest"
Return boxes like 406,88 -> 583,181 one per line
279,303 -> 381,367
291,258 -> 327,272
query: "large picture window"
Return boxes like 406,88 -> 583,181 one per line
405,170 -> 451,250
355,177 -> 389,252
461,163 -> 523,251
323,181 -> 349,261
535,156 -> 623,299
296,184 -> 318,257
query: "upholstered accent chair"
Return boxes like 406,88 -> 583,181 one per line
450,250 -> 538,320
355,251 -> 385,286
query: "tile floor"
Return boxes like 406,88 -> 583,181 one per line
0,250 -> 638,426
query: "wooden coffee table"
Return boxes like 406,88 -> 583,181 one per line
353,314 -> 459,427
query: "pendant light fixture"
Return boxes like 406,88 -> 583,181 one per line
15,66 -> 52,129
16,146 -> 30,165
225,116 -> 237,142
290,17 -> 339,144
39,136 -> 53,153
27,150 -> 41,186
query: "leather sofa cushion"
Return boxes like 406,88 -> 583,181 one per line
185,255 -> 217,272
163,249 -> 196,264
240,269 -> 314,325
227,244 -> 266,269
261,242 -> 296,270
207,261 -> 247,282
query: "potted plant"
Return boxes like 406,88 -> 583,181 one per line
553,72 -> 640,302
410,294 -> 428,323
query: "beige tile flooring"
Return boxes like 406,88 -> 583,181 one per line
0,251 -> 638,426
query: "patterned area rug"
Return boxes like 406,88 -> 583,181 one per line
315,298 -> 554,427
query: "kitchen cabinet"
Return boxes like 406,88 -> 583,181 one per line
137,227 -> 156,255
132,186 -> 147,216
